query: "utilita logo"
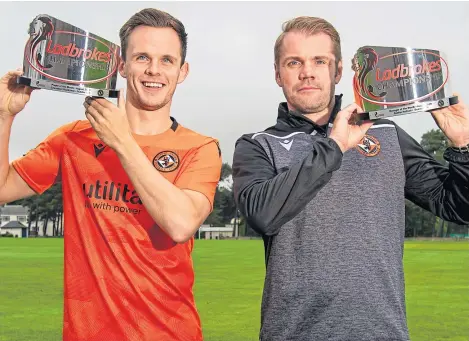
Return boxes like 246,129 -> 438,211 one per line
83,180 -> 142,205
46,41 -> 112,63
376,60 -> 441,81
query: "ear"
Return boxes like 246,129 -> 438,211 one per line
274,63 -> 282,87
177,62 -> 189,84
118,57 -> 126,79
335,60 -> 343,84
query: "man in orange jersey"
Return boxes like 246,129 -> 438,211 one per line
0,8 -> 221,341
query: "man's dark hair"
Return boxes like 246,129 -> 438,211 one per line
119,8 -> 188,65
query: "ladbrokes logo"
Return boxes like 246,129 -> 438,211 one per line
352,47 -> 448,106
375,60 -> 441,81
46,41 -> 112,63
83,180 -> 143,215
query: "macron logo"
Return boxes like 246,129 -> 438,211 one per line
279,139 -> 293,151
93,143 -> 106,158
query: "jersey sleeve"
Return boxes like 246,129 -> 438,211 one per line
11,121 -> 78,194
174,139 -> 222,208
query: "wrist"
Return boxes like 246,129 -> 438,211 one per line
0,113 -> 15,123
114,134 -> 138,157
329,136 -> 346,153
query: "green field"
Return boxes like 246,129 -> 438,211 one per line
0,239 -> 468,341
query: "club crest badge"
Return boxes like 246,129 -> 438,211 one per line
153,151 -> 179,172
356,135 -> 381,157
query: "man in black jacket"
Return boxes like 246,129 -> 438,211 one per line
232,16 -> 469,341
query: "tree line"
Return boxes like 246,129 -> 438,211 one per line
9,183 -> 64,237
404,129 -> 469,238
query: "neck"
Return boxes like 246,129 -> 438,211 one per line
125,100 -> 173,136
292,97 -> 336,126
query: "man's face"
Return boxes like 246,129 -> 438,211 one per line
275,32 -> 342,115
119,26 -> 188,111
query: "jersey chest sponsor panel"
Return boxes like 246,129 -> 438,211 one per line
60,131 -> 202,341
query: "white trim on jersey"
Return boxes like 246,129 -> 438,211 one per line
252,131 -> 306,139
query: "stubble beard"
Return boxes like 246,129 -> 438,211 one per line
287,83 -> 335,115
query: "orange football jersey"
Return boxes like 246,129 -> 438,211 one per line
12,118 -> 221,341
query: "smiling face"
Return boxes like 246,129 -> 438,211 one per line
119,25 -> 189,111
275,31 -> 342,115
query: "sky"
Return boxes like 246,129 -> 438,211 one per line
1,1 -> 468,164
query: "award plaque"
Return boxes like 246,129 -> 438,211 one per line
352,46 -> 458,120
17,14 -> 120,98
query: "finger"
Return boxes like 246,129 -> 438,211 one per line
429,110 -> 446,130
452,92 -> 461,102
450,99 -> 467,114
1,69 -> 24,85
434,92 -> 465,113
118,89 -> 125,109
85,97 -> 106,112
430,104 -> 463,116
352,121 -> 373,137
359,121 -> 374,133
85,104 -> 101,122
342,103 -> 363,114
24,86 -> 36,96
91,97 -> 114,110
447,104 -> 466,116
85,111 -> 97,127
350,112 -> 367,125
339,103 -> 363,121
7,68 -> 23,77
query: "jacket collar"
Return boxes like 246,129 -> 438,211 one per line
273,94 -> 343,134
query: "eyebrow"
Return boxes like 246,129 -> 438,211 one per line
313,55 -> 332,61
161,54 -> 178,62
131,52 -> 149,59
283,55 -> 332,62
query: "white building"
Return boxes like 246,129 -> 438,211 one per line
0,204 -> 28,225
0,205 -> 29,238
197,225 -> 234,239
1,221 -> 28,238
0,204 -> 57,237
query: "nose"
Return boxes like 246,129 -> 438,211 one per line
145,59 -> 160,76
299,60 -> 317,80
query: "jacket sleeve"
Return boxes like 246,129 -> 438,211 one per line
232,134 -> 343,236
396,124 -> 469,224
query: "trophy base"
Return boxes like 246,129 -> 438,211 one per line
357,96 -> 459,121
17,76 -> 119,98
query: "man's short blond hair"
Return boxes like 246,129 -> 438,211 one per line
274,16 -> 341,67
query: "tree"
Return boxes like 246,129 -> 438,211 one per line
9,182 -> 63,237
218,189 -> 236,223
203,162 -> 237,227
220,163 -> 232,182
204,208 -> 224,226
405,200 -> 419,237
404,128 -> 469,238
420,129 -> 449,164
